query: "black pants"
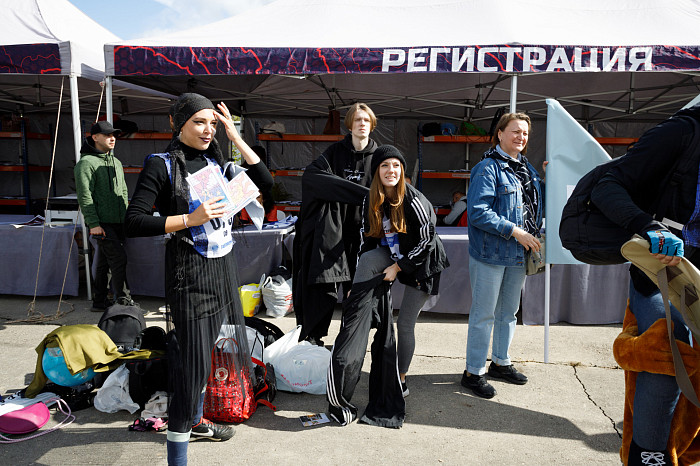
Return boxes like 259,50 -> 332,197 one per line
297,282 -> 348,341
327,274 -> 405,428
93,223 -> 130,303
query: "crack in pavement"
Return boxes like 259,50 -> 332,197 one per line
414,353 -> 622,370
572,363 -> 622,439
412,354 -> 624,439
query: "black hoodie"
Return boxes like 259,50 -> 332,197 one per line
294,134 -> 378,284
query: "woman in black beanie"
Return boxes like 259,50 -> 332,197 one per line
327,145 -> 448,428
126,93 -> 272,465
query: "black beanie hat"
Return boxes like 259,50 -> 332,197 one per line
171,93 -> 216,134
371,145 -> 406,177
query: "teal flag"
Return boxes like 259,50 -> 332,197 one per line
545,99 -> 612,265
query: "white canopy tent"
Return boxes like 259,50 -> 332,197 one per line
0,0 -> 174,297
101,0 -> 700,348
103,0 -> 700,125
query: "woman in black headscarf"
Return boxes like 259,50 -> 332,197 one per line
126,93 -> 272,465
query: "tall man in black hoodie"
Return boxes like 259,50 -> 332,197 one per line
293,103 -> 379,345
74,121 -> 135,312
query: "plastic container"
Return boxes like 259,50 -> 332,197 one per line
238,283 -> 262,317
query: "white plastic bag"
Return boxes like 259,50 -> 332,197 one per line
218,324 -> 264,362
261,274 -> 293,318
142,391 -> 168,418
94,365 -> 140,414
263,325 -> 330,395
263,325 -> 301,361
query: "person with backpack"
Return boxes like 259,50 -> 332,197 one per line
125,93 -> 273,466
327,145 -> 448,427
461,112 -> 543,399
589,104 -> 700,465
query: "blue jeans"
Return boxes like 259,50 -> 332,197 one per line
628,281 -> 691,450
466,257 -> 526,376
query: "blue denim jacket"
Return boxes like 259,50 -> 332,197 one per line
467,152 -> 543,266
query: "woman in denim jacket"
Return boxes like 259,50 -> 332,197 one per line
460,112 -> 543,399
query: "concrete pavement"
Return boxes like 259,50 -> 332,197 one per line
0,295 -> 626,465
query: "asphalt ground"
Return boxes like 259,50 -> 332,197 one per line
0,294 -> 625,465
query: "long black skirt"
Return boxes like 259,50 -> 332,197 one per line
165,237 -> 251,433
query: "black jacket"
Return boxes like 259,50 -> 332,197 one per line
591,103 -> 700,289
359,183 -> 449,294
592,104 -> 700,238
294,134 -> 378,284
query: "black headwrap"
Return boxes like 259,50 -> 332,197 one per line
171,93 -> 215,134
166,93 -> 226,216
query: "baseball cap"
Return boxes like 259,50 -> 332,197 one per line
90,120 -> 121,136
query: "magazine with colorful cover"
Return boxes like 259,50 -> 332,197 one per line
186,165 -> 261,219
186,164 -> 236,217
226,170 -> 260,216
299,413 -> 330,427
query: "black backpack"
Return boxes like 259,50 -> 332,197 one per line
98,304 -> 146,353
127,327 -> 169,409
126,356 -> 168,409
559,116 -> 700,265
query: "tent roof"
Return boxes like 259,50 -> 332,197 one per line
104,0 -> 700,123
0,0 -> 175,117
0,0 -> 120,80
119,0 -> 700,48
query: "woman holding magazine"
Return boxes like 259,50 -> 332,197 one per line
125,93 -> 272,466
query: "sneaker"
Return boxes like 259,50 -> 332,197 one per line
116,297 -> 148,314
629,439 -> 670,466
190,418 -> 234,441
306,336 -> 325,347
116,297 -> 139,307
487,362 -> 528,385
328,404 -> 356,426
90,300 -> 111,313
460,371 -> 496,399
401,381 -> 409,398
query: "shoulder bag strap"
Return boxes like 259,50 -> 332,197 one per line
0,397 -> 75,444
657,269 -> 700,408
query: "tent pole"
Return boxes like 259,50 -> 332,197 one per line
510,73 -> 550,362
70,74 -> 92,299
106,76 -> 113,123
544,263 -> 550,363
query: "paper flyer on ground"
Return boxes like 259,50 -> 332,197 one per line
299,413 -> 330,427
186,165 -> 236,217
